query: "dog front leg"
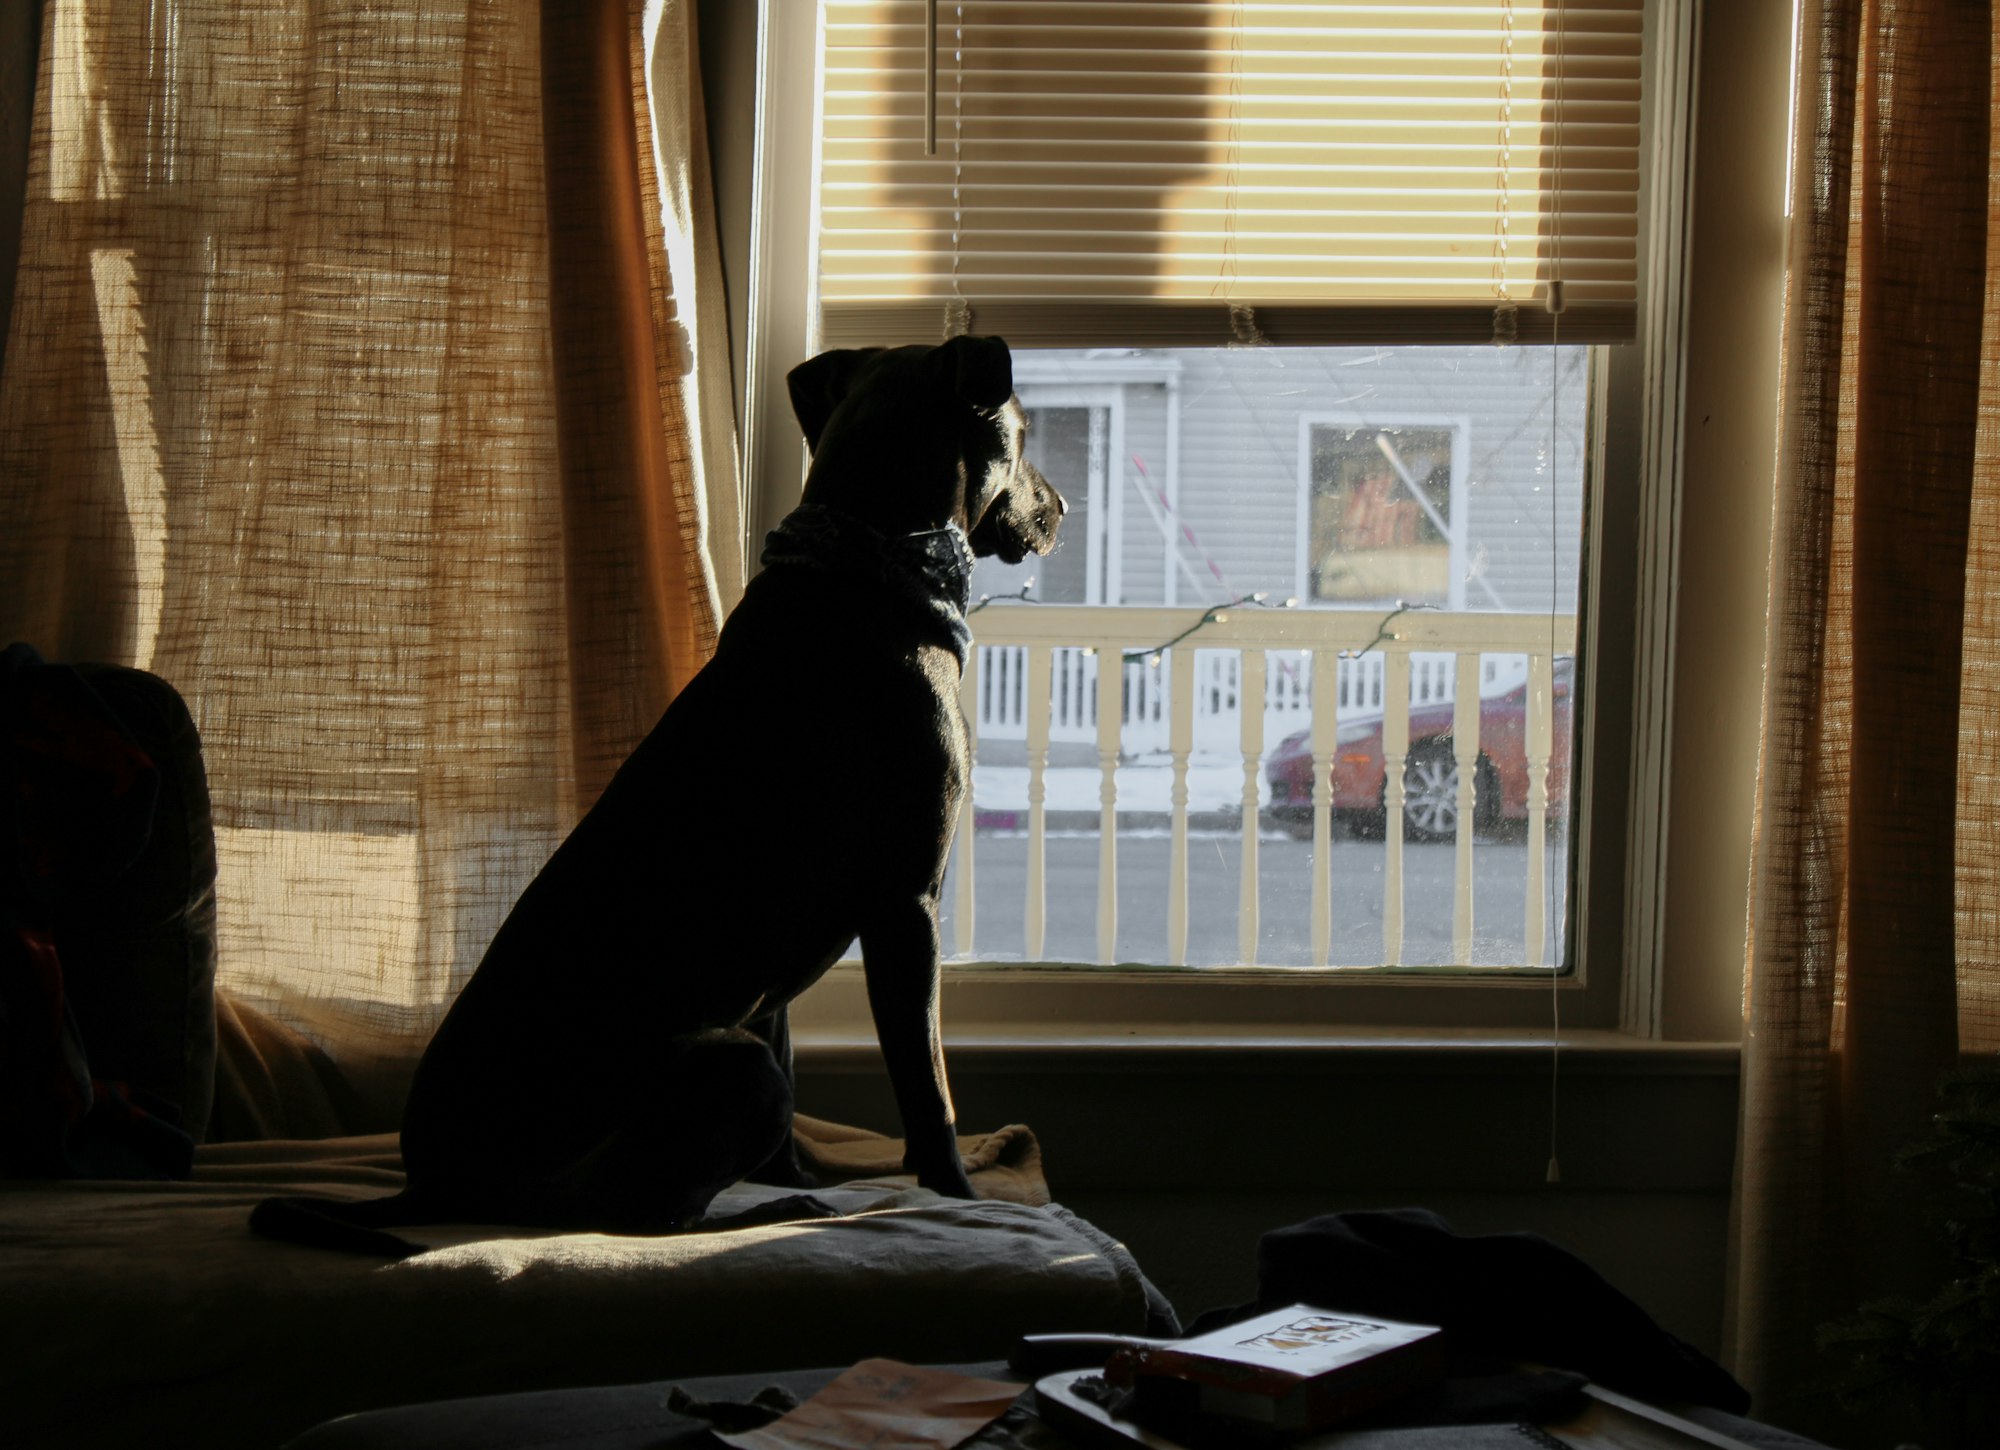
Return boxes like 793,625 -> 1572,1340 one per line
859,903 -> 976,1199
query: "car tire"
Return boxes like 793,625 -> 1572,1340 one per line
1401,742 -> 1460,842
1473,755 -> 1502,835
1266,807 -> 1316,841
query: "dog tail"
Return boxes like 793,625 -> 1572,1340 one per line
249,1190 -> 443,1258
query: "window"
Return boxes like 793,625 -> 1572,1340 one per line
750,2 -> 1661,1016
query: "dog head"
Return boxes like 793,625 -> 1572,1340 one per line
787,336 -> 1066,561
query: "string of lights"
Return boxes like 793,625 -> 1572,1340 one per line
969,585 -> 1435,668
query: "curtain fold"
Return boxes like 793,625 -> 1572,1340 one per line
0,0 -> 728,1055
541,0 -> 719,805
637,0 -> 746,611
1732,0 -> 1999,1437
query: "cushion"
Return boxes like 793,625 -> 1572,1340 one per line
55,661 -> 220,1142
2,652 -> 219,1159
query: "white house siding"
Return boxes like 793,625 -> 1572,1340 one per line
1115,382 -> 1170,608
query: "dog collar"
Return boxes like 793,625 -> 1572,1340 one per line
759,505 -> 976,670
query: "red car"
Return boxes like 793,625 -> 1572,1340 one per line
1264,657 -> 1574,841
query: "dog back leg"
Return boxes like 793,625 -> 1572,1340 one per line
741,1005 -> 817,1188
491,1028 -> 797,1233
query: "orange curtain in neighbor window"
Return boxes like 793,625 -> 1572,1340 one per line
1731,0 -> 2000,1441
0,0 -> 736,1055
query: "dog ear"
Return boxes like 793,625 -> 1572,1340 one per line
787,349 -> 873,453
931,334 -> 1013,410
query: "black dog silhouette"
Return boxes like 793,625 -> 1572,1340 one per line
254,336 -> 1064,1252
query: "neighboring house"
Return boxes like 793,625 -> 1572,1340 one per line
974,344 -> 1587,616
965,344 -> 1587,764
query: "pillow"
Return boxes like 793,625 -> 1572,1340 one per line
44,661 -> 220,1145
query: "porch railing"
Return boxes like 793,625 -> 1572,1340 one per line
953,604 -> 1577,969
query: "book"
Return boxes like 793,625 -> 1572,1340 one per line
1104,1304 -> 1447,1435
1033,1372 -> 1767,1450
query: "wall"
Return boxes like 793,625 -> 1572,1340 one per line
798,1044 -> 1739,1355
1658,0 -> 1790,1041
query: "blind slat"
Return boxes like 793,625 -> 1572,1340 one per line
820,300 -> 1633,348
820,0 -> 1645,347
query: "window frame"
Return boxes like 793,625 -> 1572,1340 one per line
1294,412 -> 1474,614
1015,388 -> 1123,606
744,0 -> 1745,1043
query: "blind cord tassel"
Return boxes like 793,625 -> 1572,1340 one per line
1227,303 -> 1267,347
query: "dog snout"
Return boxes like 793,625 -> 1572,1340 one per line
1022,459 -> 1067,516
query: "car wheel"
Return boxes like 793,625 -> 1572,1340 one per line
1265,807 -> 1316,841
1401,742 -> 1459,841
1474,755 -> 1502,835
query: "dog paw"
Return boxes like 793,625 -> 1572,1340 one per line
913,1165 -> 979,1200
745,1159 -> 820,1190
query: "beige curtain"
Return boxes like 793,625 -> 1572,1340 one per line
1731,0 -> 1999,1439
0,0 -> 732,1056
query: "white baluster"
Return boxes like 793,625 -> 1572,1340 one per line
1452,650 -> 1480,963
1382,650 -> 1411,967
954,647 -> 979,958
1026,644 -> 1053,960
1238,649 -> 1267,966
1310,649 -> 1339,966
1097,649 -> 1123,964
1168,651 -> 1194,966
1525,652 -> 1554,967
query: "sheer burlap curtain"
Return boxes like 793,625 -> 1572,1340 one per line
0,0 -> 737,1054
1731,0 -> 2000,1434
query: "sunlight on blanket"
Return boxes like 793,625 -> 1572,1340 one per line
389,1223 -> 825,1282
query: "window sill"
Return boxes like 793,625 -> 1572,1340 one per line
795,1027 -> 1737,1072
792,957 -> 1649,1049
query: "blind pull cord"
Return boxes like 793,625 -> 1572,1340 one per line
940,4 -> 968,339
1546,0 -> 1567,1191
923,0 -> 938,157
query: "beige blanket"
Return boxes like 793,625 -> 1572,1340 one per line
6,1136 -> 1154,1450
205,991 -> 1053,1207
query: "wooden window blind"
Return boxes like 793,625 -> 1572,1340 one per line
817,1 -> 1644,348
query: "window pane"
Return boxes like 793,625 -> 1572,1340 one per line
942,344 -> 1588,972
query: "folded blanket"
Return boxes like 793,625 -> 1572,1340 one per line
208,992 -> 1052,1207
207,990 -> 366,1142
795,1112 -> 1049,1206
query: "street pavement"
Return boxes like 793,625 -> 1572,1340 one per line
938,827 -> 1570,969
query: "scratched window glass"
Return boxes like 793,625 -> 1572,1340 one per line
938,345 -> 1587,972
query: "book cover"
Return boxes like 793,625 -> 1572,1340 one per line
1110,1304 -> 1447,1432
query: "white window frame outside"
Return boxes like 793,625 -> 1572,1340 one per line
1013,386 -> 1123,607
1013,352 -> 1187,606
1293,413 -> 1473,614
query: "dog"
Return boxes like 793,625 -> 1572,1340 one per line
252,335 -> 1064,1251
